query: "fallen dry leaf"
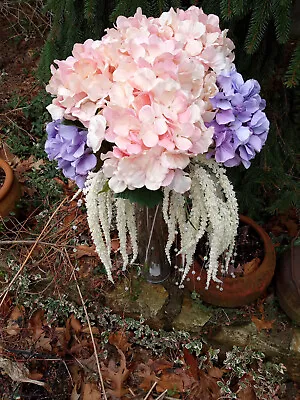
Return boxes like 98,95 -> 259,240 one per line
156,372 -> 184,395
6,305 -> 25,335
251,316 -> 274,332
207,367 -> 224,379
70,314 -> 82,334
243,258 -> 261,276
65,314 -> 82,344
28,309 -> 45,340
150,358 -> 173,373
189,370 -> 221,400
136,363 -> 158,392
238,384 -> 257,399
102,348 -> 129,398
34,333 -> 52,352
15,155 -> 45,181
183,347 -> 199,379
81,382 -> 102,400
76,245 -> 97,259
109,330 -> 131,353
70,385 -> 81,400
0,357 -> 45,386
63,210 -> 77,226
0,143 -> 21,166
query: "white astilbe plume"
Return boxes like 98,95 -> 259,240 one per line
162,156 -> 239,288
84,157 -> 238,288
84,171 -> 138,280
125,200 -> 138,264
115,198 -> 129,270
84,171 -> 113,282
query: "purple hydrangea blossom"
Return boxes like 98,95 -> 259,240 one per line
208,68 -> 270,168
45,120 -> 97,188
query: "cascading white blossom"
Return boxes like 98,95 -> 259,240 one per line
84,171 -> 138,281
84,157 -> 239,288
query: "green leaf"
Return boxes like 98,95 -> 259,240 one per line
99,181 -> 110,194
115,187 -> 163,208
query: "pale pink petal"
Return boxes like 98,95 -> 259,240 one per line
168,169 -> 191,193
161,152 -> 190,169
130,68 -> 157,91
46,103 -> 64,120
87,114 -> 107,152
174,136 -> 192,151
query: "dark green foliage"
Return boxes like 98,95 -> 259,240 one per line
285,42 -> 300,87
115,188 -> 164,208
271,0 -> 292,44
245,0 -> 271,54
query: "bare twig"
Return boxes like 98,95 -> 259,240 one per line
0,240 -> 73,248
0,198 -> 67,308
143,381 -> 158,400
65,249 -> 108,400
156,390 -> 168,400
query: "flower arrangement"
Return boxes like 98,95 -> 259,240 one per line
45,6 -> 269,288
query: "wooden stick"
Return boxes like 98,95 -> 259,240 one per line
65,250 -> 108,400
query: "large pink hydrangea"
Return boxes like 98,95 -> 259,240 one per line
46,6 -> 235,193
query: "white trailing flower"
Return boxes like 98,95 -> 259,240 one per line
84,171 -> 113,282
84,156 -> 238,289
163,156 -> 238,288
84,171 -> 138,280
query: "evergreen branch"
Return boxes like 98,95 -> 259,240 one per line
231,0 -> 254,17
271,0 -> 292,44
84,0 -> 97,22
220,0 -> 233,20
245,0 -> 271,54
201,0 -> 221,16
169,0 -> 182,9
285,42 -> 300,87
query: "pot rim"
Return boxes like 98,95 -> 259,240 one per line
0,159 -> 14,201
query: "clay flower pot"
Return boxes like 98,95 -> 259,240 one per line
185,215 -> 276,307
0,159 -> 21,218
276,243 -> 300,325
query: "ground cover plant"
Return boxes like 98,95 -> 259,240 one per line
0,1 -> 300,399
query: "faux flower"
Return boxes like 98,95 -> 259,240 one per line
46,6 -> 235,193
45,120 -> 97,188
208,68 -> 269,168
44,7 -> 268,289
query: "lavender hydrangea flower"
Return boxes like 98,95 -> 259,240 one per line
45,120 -> 97,188
208,68 -> 270,168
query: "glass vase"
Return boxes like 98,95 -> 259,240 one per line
135,203 -> 171,283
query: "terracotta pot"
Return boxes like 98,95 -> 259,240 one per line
185,215 -> 276,307
276,243 -> 300,325
0,159 -> 21,218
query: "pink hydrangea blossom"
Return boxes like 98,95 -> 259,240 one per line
46,6 -> 235,192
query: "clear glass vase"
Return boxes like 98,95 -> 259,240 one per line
135,203 -> 171,283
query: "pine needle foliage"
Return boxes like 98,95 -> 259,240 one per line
245,0 -> 271,54
285,42 -> 300,87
